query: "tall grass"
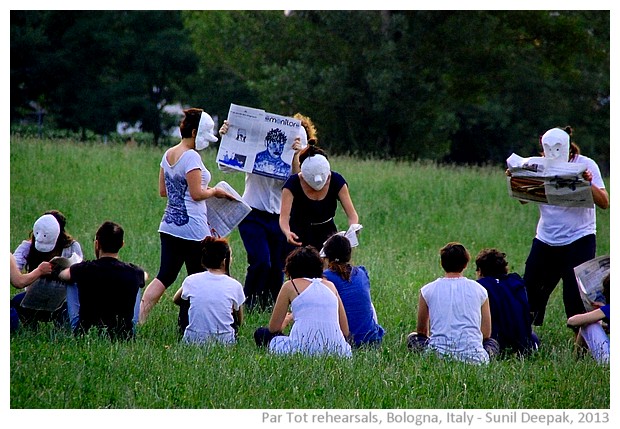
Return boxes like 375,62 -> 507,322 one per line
9,137 -> 610,410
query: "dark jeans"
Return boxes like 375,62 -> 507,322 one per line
254,326 -> 284,347
524,234 -> 595,326
10,291 -> 68,330
238,209 -> 287,311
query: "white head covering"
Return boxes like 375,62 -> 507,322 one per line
301,154 -> 331,191
541,128 -> 570,162
195,112 -> 218,151
33,214 -> 60,252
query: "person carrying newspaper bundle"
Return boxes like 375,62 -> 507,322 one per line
218,113 -> 307,312
509,126 -> 608,330
139,108 -> 235,329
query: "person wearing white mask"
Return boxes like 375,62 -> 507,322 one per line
521,126 -> 608,329
280,144 -> 359,253
139,108 -> 235,329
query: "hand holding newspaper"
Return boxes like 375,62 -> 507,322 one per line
574,255 -> 610,312
506,153 -> 593,207
205,181 -> 252,238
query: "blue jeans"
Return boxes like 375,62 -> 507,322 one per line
238,209 -> 287,310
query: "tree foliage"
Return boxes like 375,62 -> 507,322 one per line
11,11 -> 609,171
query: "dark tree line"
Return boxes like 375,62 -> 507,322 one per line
11,10 -> 609,172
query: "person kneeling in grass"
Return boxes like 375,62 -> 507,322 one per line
407,242 -> 499,365
173,236 -> 245,345
58,221 -> 146,340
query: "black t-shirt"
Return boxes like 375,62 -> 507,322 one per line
70,257 -> 145,340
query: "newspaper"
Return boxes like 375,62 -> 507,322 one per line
319,224 -> 363,257
206,181 -> 252,238
506,153 -> 594,208
21,253 -> 82,311
574,255 -> 610,311
216,104 -> 304,181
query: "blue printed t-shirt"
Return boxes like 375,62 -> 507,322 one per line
159,149 -> 211,241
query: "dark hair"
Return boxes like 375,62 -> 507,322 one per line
602,273 -> 610,304
323,234 -> 352,281
284,245 -> 323,279
201,236 -> 231,274
475,248 -> 508,278
299,145 -> 329,166
265,128 -> 287,146
439,242 -> 470,273
96,221 -> 124,253
26,209 -> 74,272
180,108 -> 204,139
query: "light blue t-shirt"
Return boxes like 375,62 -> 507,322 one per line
159,149 -> 211,241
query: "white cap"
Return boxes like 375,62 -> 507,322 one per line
301,155 -> 331,191
195,112 -> 218,151
541,128 -> 570,162
33,214 -> 60,252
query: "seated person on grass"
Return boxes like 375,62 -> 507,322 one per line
475,248 -> 540,356
567,273 -> 609,365
58,221 -> 146,340
407,242 -> 499,365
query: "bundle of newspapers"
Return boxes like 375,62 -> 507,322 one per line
506,153 -> 593,208
574,255 -> 610,311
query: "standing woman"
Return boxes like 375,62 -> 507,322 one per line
139,108 -> 234,326
521,126 -> 609,328
279,145 -> 359,252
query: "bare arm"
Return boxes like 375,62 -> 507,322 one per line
338,184 -> 359,226
279,188 -> 301,246
172,286 -> 184,306
186,169 -> 235,202
233,305 -> 244,327
336,291 -> 350,338
10,253 -> 52,289
567,308 -> 606,327
159,168 -> 167,197
416,292 -> 430,337
480,298 -> 492,339
583,170 -> 609,209
291,137 -> 302,174
268,282 -> 293,333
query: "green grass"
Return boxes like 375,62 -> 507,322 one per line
9,137 -> 610,410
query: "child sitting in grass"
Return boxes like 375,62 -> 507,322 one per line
173,236 -> 245,345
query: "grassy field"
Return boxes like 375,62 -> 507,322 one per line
8,137 -> 610,412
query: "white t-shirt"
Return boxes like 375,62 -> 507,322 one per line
159,149 -> 211,241
242,173 -> 286,214
536,154 -> 605,246
421,276 -> 489,364
181,271 -> 245,345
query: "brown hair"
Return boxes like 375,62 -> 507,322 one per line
294,113 -> 318,146
323,234 -> 352,281
439,242 -> 470,273
475,248 -> 509,278
284,245 -> 323,279
180,108 -> 204,139
200,236 -> 231,275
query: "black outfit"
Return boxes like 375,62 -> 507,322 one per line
70,257 -> 145,340
282,171 -> 347,251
